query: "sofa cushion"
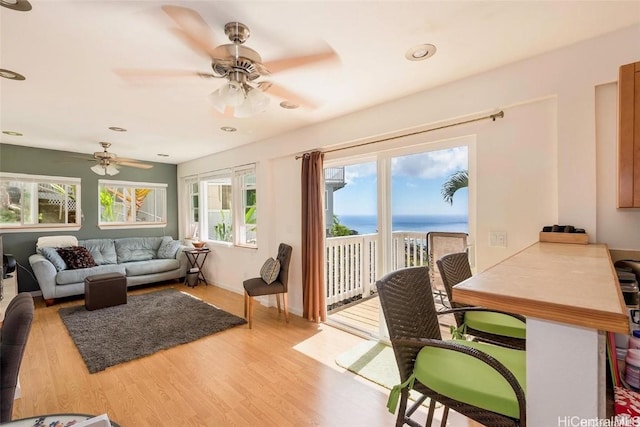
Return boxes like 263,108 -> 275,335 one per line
78,239 -> 117,265
124,259 -> 180,277
115,237 -> 164,263
36,235 -> 78,253
56,246 -> 97,270
157,237 -> 181,259
56,264 -> 126,285
40,247 -> 67,271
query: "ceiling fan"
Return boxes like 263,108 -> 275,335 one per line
89,142 -> 153,176
116,5 -> 339,118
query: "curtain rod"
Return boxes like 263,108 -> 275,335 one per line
295,110 -> 504,160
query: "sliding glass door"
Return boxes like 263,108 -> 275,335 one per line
325,137 -> 472,339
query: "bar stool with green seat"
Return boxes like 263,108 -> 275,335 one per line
437,252 -> 526,350
377,266 -> 526,427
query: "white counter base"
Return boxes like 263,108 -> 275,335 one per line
527,317 -> 606,427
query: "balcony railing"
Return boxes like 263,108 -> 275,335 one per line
325,231 -> 428,309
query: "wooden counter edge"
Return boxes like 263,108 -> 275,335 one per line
452,287 -> 629,333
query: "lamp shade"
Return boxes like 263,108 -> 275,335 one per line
209,80 -> 270,117
91,164 -> 106,175
105,164 -> 119,176
234,86 -> 270,118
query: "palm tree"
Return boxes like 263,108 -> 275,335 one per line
441,169 -> 468,205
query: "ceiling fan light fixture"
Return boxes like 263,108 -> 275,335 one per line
218,80 -> 245,107
234,86 -> 269,118
105,164 -> 119,176
91,164 -> 106,176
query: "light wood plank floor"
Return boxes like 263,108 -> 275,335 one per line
328,295 -> 457,339
12,282 -> 478,426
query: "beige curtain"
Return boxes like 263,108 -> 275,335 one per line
301,151 -> 326,322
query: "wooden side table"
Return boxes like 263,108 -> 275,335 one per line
184,248 -> 210,287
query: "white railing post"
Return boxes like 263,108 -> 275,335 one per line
326,231 -> 429,310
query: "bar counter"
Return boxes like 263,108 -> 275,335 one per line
452,242 -> 627,426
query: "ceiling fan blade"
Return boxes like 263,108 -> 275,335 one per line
162,5 -> 222,59
263,83 -> 317,109
263,49 -> 339,74
114,68 -> 215,79
168,28 -> 230,61
115,160 -> 154,170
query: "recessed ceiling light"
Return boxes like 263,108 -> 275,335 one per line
0,69 -> 26,81
108,126 -> 127,132
280,101 -> 299,110
157,153 -> 169,157
0,0 -> 32,11
405,44 -> 437,61
2,130 -> 23,136
221,126 -> 237,132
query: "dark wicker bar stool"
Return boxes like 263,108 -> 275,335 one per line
437,252 -> 526,350
376,266 -> 526,427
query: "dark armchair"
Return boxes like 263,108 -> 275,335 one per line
243,243 -> 292,329
1,293 -> 34,423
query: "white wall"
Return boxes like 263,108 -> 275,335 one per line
177,24 -> 640,315
596,82 -> 640,250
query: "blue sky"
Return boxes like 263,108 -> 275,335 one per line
333,146 -> 468,216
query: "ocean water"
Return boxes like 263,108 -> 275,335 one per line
336,214 -> 468,235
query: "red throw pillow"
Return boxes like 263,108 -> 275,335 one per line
56,246 -> 97,270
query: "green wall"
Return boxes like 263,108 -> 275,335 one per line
0,143 -> 179,293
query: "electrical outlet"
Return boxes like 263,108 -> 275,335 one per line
489,231 -> 507,248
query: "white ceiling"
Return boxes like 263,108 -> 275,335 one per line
1,1 -> 639,165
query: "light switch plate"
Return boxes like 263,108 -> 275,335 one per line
489,231 -> 507,248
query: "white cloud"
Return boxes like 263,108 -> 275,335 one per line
391,147 -> 467,179
343,162 -> 377,184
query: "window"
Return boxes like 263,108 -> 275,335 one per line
0,173 -> 80,230
184,164 -> 257,247
184,176 -> 199,239
235,167 -> 257,246
204,172 -> 233,243
98,180 -> 167,228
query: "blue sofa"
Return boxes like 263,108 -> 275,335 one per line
29,236 -> 188,305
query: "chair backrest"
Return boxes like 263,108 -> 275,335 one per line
427,232 -> 468,293
436,252 -> 473,326
1,293 -> 34,423
376,266 -> 441,382
276,243 -> 293,292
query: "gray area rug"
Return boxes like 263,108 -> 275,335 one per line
59,288 -> 247,373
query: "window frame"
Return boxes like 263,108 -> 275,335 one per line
0,172 -> 81,232
234,166 -> 257,248
184,163 -> 258,248
97,179 -> 168,229
201,170 -> 233,244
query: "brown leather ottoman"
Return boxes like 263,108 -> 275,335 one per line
84,273 -> 127,311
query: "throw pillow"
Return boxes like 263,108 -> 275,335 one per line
158,239 -> 181,259
56,246 -> 97,270
40,247 -> 68,272
260,257 -> 281,285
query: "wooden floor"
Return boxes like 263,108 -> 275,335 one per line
12,282 -> 478,426
328,294 -> 457,339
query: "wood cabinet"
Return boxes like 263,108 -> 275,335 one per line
619,60 -> 640,208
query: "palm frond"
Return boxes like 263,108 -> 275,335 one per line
441,169 -> 469,205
